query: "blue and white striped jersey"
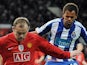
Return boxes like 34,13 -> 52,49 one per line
36,18 -> 87,61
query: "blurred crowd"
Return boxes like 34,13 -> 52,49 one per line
0,0 -> 57,30
0,0 -> 87,30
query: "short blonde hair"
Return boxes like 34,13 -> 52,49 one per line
13,17 -> 30,26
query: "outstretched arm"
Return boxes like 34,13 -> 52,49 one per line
37,35 -> 81,59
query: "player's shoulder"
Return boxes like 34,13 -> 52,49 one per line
27,32 -> 40,38
27,32 -> 45,40
50,18 -> 61,22
0,33 -> 10,39
74,20 -> 84,28
0,33 -> 11,43
47,18 -> 61,24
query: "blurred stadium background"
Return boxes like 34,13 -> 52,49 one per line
0,0 -> 87,64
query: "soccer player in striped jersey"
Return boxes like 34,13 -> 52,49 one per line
34,3 -> 87,65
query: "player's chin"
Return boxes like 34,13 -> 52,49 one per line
18,38 -> 24,41
66,24 -> 71,29
67,23 -> 72,26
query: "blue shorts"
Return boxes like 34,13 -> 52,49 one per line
45,60 -> 79,65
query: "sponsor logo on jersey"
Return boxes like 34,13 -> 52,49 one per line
8,47 -> 14,50
13,52 -> 30,62
54,37 -> 71,50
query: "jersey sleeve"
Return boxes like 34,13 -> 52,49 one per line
80,26 -> 87,44
36,35 -> 70,59
0,35 -> 7,46
35,19 -> 58,36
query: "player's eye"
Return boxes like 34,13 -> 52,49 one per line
66,16 -> 74,19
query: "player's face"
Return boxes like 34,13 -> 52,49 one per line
63,10 -> 77,29
13,22 -> 29,41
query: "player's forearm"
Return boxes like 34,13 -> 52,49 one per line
38,35 -> 81,59
41,42 -> 81,59
48,45 -> 70,59
41,43 -> 70,59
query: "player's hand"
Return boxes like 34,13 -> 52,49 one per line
35,59 -> 41,64
70,50 -> 81,58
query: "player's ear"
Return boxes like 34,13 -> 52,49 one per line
12,26 -> 15,31
28,26 -> 30,30
75,15 -> 77,19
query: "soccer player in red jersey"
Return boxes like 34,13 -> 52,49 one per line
0,17 -> 81,65
76,43 -> 87,65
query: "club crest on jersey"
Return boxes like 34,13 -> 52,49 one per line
71,32 -> 76,38
18,45 -> 24,52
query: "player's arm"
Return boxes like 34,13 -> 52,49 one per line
0,35 -> 7,46
31,20 -> 54,36
76,43 -> 87,65
0,55 -> 3,65
37,35 -> 81,59
30,30 -> 38,34
82,60 -> 87,65
76,43 -> 84,51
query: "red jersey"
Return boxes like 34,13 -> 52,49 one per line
76,52 -> 85,65
0,32 -> 70,65
34,51 -> 44,65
